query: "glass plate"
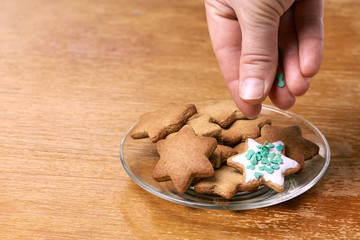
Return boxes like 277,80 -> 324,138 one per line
120,104 -> 330,210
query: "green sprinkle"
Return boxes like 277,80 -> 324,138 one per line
257,142 -> 269,152
261,157 -> 271,165
271,164 -> 280,170
270,158 -> 278,164
276,73 -> 285,88
245,149 -> 255,160
269,152 -> 276,160
264,147 -> 270,154
265,167 -> 274,174
254,172 -> 263,179
246,165 -> 255,170
250,155 -> 258,165
268,143 -> 274,148
255,152 -> 262,161
278,78 -> 284,87
258,166 -> 266,171
276,144 -> 283,152
275,154 -> 283,164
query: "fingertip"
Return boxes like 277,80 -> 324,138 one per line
278,36 -> 311,97
269,89 -> 296,110
227,78 -> 262,119
240,104 -> 262,119
239,78 -> 265,103
299,39 -> 324,78
233,98 -> 262,119
300,55 -> 323,78
269,65 -> 296,110
269,81 -> 296,110
285,69 -> 311,96
294,0 -> 324,78
288,77 -> 310,97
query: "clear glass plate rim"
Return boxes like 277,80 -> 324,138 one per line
120,104 -> 330,210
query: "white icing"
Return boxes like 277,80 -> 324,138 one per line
232,139 -> 299,187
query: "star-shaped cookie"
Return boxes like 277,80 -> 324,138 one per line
194,165 -> 257,199
228,138 -> 300,192
254,125 -> 320,173
219,116 -> 271,146
197,100 -> 245,128
209,144 -> 238,169
130,103 -> 197,142
152,126 -> 217,193
187,113 -> 222,137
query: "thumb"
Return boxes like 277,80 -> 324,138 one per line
234,0 -> 294,103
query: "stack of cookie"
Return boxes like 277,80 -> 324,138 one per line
130,101 -> 319,199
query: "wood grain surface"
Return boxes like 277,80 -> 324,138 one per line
1,0 -> 359,239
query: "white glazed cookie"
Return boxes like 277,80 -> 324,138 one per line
227,138 -> 300,192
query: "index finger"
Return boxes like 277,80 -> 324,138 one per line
205,0 -> 262,118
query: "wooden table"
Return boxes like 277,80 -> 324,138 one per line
1,0 -> 359,239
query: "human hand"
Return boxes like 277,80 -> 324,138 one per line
205,0 -> 324,118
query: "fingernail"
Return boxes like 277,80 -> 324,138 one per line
239,78 -> 264,100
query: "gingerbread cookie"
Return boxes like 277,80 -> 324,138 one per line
152,125 -> 217,193
253,125 -> 319,173
228,138 -> 300,192
209,144 -> 238,169
220,117 -> 271,146
197,100 -> 245,128
187,113 -> 222,137
194,165 -> 257,199
130,103 -> 197,142
234,141 -> 247,154
129,101 -> 321,198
